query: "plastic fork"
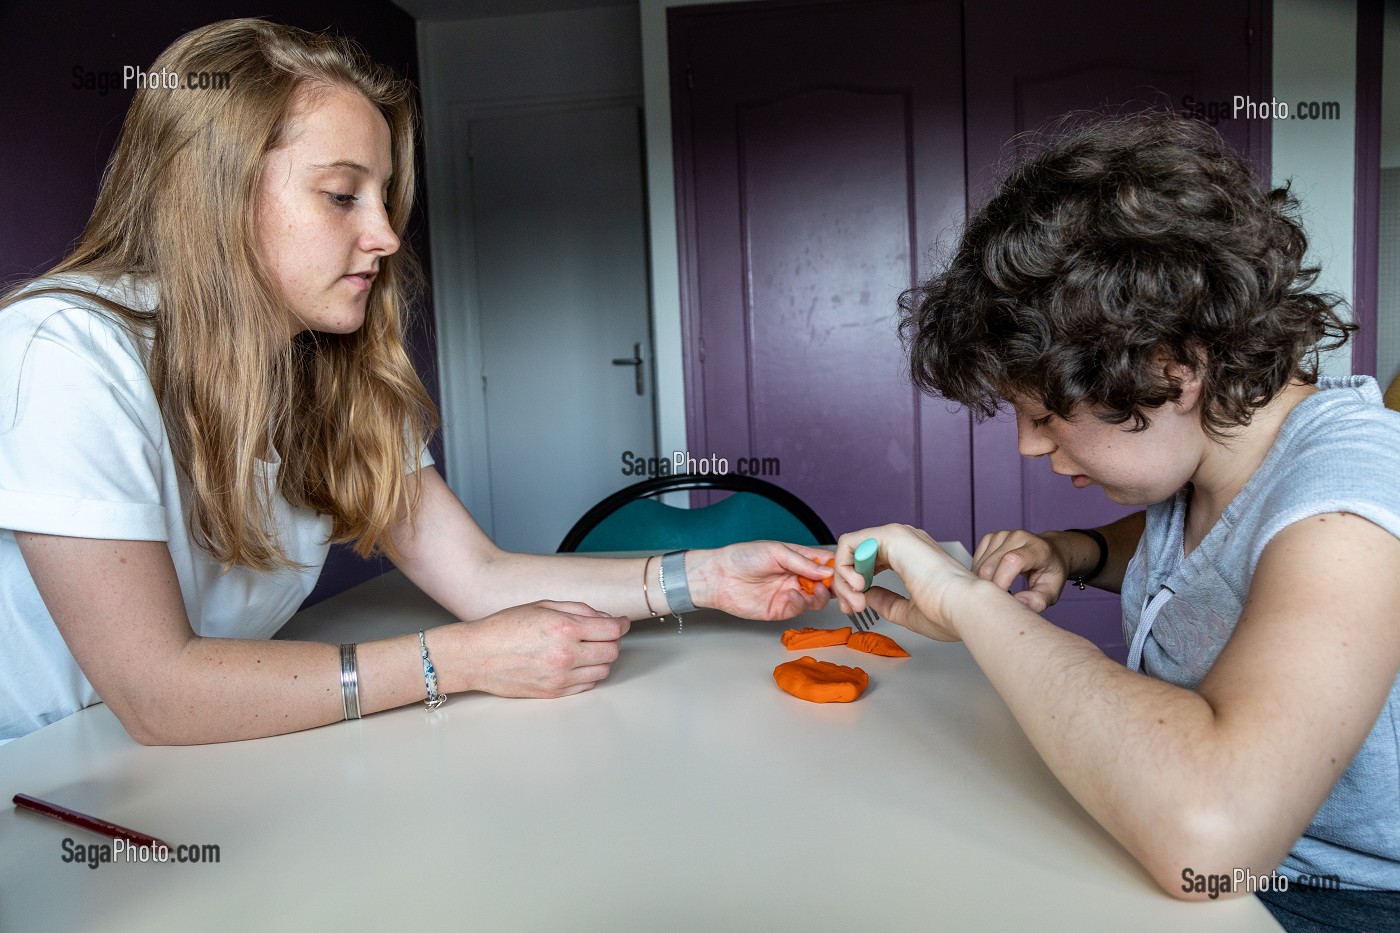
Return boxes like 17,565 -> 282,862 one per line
847,538 -> 881,632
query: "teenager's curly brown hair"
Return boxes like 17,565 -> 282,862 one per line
900,113 -> 1352,435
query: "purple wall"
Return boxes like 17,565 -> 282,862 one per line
1353,0 -> 1383,378
0,0 -> 441,606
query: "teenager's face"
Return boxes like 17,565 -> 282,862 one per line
256,84 -> 399,337
1011,388 -> 1206,506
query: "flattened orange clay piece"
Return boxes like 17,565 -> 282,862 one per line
796,557 -> 837,595
780,626 -> 852,650
773,656 -> 869,703
846,630 -> 910,658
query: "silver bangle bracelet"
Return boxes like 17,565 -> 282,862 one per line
339,643 -> 361,721
659,550 -> 691,634
660,550 -> 696,612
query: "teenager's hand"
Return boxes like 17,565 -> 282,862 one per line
971,529 -> 1074,612
830,524 -> 988,643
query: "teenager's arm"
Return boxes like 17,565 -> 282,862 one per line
833,514 -> 1400,898
970,511 -> 1145,611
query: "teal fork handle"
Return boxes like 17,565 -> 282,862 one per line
853,537 -> 879,592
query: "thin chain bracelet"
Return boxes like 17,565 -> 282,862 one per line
642,555 -> 658,617
418,629 -> 447,710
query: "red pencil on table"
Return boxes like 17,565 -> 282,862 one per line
13,793 -> 172,850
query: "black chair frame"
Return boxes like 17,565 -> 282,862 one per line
557,473 -> 836,552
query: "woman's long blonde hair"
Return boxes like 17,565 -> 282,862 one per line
4,18 -> 438,570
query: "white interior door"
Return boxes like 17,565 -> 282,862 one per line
464,104 -> 656,553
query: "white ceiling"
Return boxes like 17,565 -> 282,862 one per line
390,0 -> 635,20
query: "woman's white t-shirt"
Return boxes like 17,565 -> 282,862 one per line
0,276 -> 342,741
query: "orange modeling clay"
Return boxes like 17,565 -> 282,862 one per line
846,631 -> 910,658
796,556 -> 837,595
773,656 -> 869,703
781,626 -> 852,650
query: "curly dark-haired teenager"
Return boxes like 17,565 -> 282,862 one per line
825,114 -> 1400,933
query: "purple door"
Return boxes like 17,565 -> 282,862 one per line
671,0 -> 1269,661
669,0 -> 970,543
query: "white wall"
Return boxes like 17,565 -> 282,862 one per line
1272,0 -> 1359,378
419,5 -> 642,517
1384,0 -> 1400,171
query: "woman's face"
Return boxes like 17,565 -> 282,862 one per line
255,84 -> 400,337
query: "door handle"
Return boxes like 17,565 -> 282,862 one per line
611,342 -> 644,396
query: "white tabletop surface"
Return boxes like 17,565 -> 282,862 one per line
0,546 -> 1280,931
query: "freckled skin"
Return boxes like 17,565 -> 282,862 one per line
1010,397 -> 1205,507
254,86 -> 400,337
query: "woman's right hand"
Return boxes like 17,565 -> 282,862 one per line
449,601 -> 630,699
971,530 -> 1073,612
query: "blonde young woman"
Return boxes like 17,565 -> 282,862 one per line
0,19 -> 836,746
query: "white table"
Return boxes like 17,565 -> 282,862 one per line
0,551 -> 1280,931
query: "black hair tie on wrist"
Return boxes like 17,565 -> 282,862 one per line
1066,528 -> 1109,590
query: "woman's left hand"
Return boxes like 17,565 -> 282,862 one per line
685,541 -> 837,620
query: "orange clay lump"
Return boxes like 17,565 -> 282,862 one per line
846,631 -> 910,657
773,657 -> 868,703
796,556 -> 836,595
781,627 -> 852,650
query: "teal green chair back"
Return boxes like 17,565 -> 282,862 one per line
558,474 -> 834,552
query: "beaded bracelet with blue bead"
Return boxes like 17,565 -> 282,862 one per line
418,629 -> 447,710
